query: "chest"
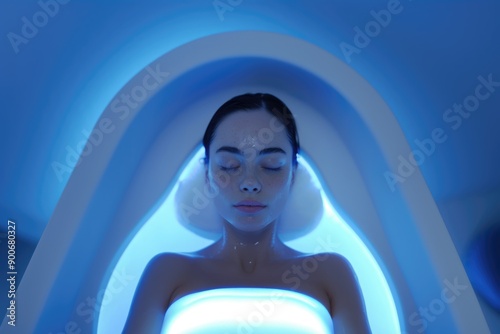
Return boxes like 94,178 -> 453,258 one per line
170,258 -> 331,314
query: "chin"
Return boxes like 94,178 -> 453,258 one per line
230,219 -> 272,233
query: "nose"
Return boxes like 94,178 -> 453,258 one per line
240,173 -> 261,193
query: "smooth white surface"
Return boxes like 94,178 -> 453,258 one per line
161,288 -> 333,334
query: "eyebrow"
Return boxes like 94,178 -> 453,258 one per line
215,146 -> 286,156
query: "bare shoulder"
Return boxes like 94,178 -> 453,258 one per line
122,252 -> 194,333
314,253 -> 371,333
306,252 -> 354,276
312,252 -> 359,295
140,252 -> 188,283
314,252 -> 347,262
133,252 -> 198,309
147,252 -> 193,272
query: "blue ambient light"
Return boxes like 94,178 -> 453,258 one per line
98,149 -> 400,333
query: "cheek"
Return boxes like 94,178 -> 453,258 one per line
208,168 -> 232,190
263,175 -> 293,202
265,170 -> 292,187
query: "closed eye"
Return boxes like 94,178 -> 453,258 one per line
220,166 -> 240,171
263,167 -> 282,171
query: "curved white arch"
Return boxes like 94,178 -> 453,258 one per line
5,31 -> 487,334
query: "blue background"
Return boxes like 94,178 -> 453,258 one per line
1,0 -> 499,331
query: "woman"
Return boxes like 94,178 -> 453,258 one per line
123,93 -> 371,333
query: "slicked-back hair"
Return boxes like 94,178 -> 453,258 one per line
202,93 -> 300,167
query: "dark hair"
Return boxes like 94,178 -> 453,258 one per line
203,93 -> 300,166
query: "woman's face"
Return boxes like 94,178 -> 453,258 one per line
206,108 -> 295,233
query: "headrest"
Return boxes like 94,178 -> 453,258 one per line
174,159 -> 323,241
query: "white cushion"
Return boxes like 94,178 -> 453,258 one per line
174,161 -> 323,241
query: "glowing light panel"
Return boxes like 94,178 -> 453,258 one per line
161,288 -> 333,334
97,149 -> 400,333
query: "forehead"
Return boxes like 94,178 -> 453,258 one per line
211,109 -> 290,149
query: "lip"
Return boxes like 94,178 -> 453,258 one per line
234,200 -> 266,213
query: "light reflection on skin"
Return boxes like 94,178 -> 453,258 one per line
123,104 -> 371,334
203,108 -> 299,269
207,109 -> 295,234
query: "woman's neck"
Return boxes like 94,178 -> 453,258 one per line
216,220 -> 284,273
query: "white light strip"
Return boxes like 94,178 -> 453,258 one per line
161,288 -> 333,334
